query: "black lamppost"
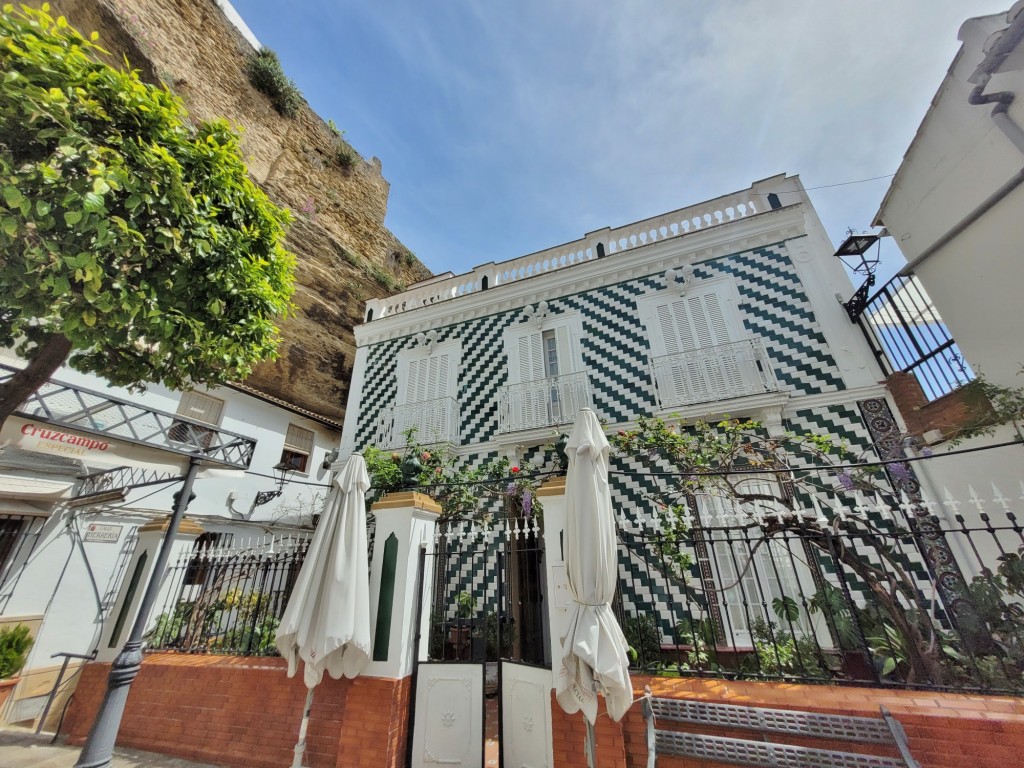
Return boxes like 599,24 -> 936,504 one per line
75,455 -> 202,768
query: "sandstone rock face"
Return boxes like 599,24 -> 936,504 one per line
53,0 -> 431,424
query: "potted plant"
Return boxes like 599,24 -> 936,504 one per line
449,591 -> 476,655
0,624 -> 33,710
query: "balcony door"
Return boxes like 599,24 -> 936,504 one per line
638,278 -> 757,406
391,341 -> 460,445
503,316 -> 584,432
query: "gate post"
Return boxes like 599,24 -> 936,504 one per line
96,516 -> 204,662
336,491 -> 439,768
537,476 -> 568,680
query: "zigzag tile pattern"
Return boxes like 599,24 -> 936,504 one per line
352,242 -> 916,653
355,243 -> 846,452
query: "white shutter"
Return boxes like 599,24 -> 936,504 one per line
514,331 -> 545,429
402,350 -> 452,404
647,284 -> 751,403
516,332 -> 545,384
396,348 -> 456,443
175,392 -> 224,426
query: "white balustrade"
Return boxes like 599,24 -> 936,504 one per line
376,396 -> 460,448
649,337 -> 779,409
497,372 -> 592,434
365,177 -> 798,321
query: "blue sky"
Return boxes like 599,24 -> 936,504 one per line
229,0 -> 1008,283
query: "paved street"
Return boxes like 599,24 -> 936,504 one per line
0,728 -> 219,768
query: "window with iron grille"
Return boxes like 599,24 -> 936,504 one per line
0,515 -> 27,580
168,392 -> 224,449
280,424 -> 314,473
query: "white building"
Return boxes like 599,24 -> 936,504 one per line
0,348 -> 339,725
872,4 -> 1024,513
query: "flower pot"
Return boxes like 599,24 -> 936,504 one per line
448,625 -> 472,659
0,677 -> 19,713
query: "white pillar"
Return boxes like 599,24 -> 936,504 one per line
96,516 -> 203,662
365,491 -> 440,679
538,476 -> 569,682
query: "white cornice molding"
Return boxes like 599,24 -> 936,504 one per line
780,384 -> 888,415
354,206 -> 807,347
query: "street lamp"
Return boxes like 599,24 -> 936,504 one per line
834,230 -> 883,321
248,461 -> 295,515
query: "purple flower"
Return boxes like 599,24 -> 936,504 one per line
522,490 -> 533,517
505,482 -> 516,496
921,447 -> 934,458
889,463 -> 912,482
837,471 -> 856,491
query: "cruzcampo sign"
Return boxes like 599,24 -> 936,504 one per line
17,421 -> 110,457
0,417 -> 184,473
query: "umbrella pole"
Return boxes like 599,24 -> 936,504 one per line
584,717 -> 596,768
291,687 -> 315,768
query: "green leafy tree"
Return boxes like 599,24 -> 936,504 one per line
0,5 -> 296,426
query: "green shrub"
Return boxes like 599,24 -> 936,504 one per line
336,144 -> 357,171
0,625 -> 32,679
624,614 -> 662,669
247,48 -> 302,118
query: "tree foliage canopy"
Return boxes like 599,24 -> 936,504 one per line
0,4 -> 295,401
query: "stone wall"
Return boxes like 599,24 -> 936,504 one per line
51,0 -> 432,423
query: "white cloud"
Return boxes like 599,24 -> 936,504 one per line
233,0 -> 1010,275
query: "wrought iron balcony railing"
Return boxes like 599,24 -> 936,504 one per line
376,396 -> 460,449
1,363 -> 257,469
649,338 -> 779,410
851,272 -> 973,400
497,371 -> 592,434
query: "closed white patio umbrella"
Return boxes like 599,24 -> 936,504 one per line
556,408 -> 633,764
276,454 -> 372,767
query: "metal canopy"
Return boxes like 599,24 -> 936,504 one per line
2,363 -> 257,469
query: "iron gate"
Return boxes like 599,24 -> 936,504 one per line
408,513 -> 553,768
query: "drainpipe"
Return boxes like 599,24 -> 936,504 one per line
900,3 -> 1024,275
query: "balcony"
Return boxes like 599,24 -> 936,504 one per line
497,372 -> 592,435
649,338 -> 780,410
376,397 -> 460,449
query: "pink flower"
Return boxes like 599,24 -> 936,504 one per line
421,451 -> 432,461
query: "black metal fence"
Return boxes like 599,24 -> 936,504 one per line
146,534 -> 310,656
853,273 -> 973,400
616,491 -> 1024,694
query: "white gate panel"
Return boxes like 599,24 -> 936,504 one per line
410,663 -> 484,768
502,662 -> 554,768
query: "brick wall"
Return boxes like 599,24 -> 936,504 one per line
886,371 -> 993,440
550,691 -> 626,768
624,676 -> 1024,768
335,675 -> 411,768
61,654 -> 410,768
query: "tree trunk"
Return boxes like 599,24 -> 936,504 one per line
0,333 -> 73,429
807,534 -> 945,684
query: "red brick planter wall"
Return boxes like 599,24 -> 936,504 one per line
619,676 -> 1024,768
61,653 -> 410,768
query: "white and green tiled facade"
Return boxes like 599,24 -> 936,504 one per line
339,175 -> 930,643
